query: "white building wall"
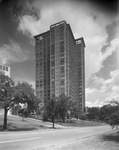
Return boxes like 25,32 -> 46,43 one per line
0,64 -> 10,77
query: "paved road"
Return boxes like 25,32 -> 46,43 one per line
0,125 -> 112,150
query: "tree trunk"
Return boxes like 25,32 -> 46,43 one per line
52,118 -> 55,128
3,107 -> 8,130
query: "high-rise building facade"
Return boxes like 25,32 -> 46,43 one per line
34,21 -> 85,112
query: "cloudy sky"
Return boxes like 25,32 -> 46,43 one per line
0,0 -> 118,107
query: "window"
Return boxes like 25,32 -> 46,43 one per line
51,70 -> 55,79
6,67 -> 8,71
61,87 -> 65,94
60,53 -> 64,57
43,40 -> 46,46
39,36 -> 43,40
51,29 -> 55,42
3,66 -> 5,70
60,34 -> 64,40
76,40 -> 81,45
60,25 -> 64,31
39,51 -> 42,56
60,46 -> 64,53
51,48 -> 55,55
60,66 -> 65,74
60,41 -> 64,53
60,26 -> 64,41
51,81 -> 55,88
36,36 -> 43,40
51,28 -> 55,32
40,80 -> 43,87
60,58 -> 64,65
40,84 -> 43,87
40,91 -> 42,96
60,41 -> 64,45
44,79 -> 46,84
51,55 -> 55,60
51,44 -> 55,55
51,44 -> 55,49
0,65 -> 2,70
52,88 -> 55,93
51,61 -> 55,67
51,69 -> 54,75
61,79 -> 65,86
40,61 -> 42,66
61,74 -> 65,78
40,80 -> 43,83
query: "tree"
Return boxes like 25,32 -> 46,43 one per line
0,74 -> 15,130
43,97 -> 58,128
107,110 -> 119,128
87,107 -> 100,121
103,100 -> 119,128
14,82 -> 38,118
11,103 -> 21,116
57,94 -> 69,122
0,75 -> 38,129
86,100 -> 119,128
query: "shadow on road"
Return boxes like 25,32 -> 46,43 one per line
102,131 -> 119,143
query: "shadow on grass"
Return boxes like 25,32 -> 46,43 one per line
8,122 -> 17,129
58,121 -> 105,127
0,123 -> 49,132
102,131 -> 119,143
0,122 -> 36,131
8,128 -> 36,131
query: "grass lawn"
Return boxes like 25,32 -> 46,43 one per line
0,114 -> 106,131
0,114 -> 50,131
58,119 -> 106,127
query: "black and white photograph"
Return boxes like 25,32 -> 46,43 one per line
0,0 -> 119,149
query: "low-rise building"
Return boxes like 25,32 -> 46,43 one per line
0,64 -> 10,77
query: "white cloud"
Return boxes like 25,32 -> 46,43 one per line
86,88 -> 97,94
117,44 -> 119,68
86,69 -> 119,107
100,38 -> 118,63
86,86 -> 111,107
86,99 -> 105,107
88,75 -> 106,90
14,77 -> 35,90
109,70 -> 119,100
85,37 -> 118,81
18,15 -> 39,37
0,40 -> 29,64
110,69 -> 119,85
18,1 -> 117,82
28,81 -> 35,89
16,0 -> 119,107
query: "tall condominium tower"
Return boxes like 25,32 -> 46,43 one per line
34,21 -> 85,113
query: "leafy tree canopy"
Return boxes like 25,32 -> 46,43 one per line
14,82 -> 38,114
0,74 -> 38,129
0,74 -> 14,110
